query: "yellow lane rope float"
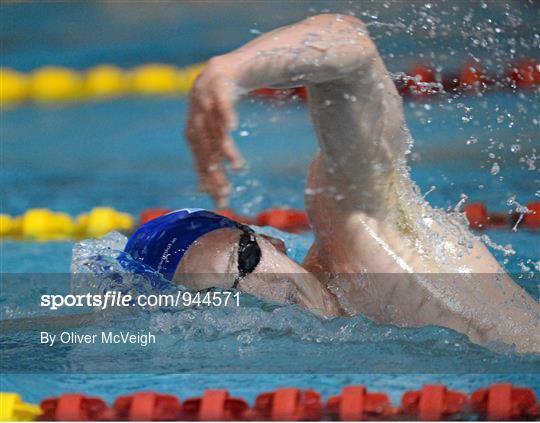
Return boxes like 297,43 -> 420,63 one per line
0,393 -> 41,422
0,63 -> 205,107
0,207 -> 134,241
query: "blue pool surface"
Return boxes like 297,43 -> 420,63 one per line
1,0 -> 539,404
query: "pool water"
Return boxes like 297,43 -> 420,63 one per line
2,92 -> 539,403
1,0 -> 539,405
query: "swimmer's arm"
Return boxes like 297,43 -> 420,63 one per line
186,14 -> 378,207
212,14 -> 377,90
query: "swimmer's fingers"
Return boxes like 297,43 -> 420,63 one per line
212,101 -> 244,170
215,90 -> 238,132
186,110 -> 228,204
186,112 -> 212,170
196,119 -> 232,207
208,88 -> 244,171
185,67 -> 239,207
194,149 -> 231,206
201,168 -> 231,209
222,135 -> 245,170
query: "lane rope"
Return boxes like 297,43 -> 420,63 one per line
0,203 -> 538,242
1,59 -> 538,108
1,383 -> 537,421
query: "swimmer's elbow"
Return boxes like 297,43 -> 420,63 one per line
302,14 -> 378,81
304,13 -> 364,29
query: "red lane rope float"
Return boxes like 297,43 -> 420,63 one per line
507,59 -> 540,89
181,389 -> 248,421
39,393 -> 107,421
459,63 -> 488,90
402,65 -> 437,96
326,385 -> 394,421
464,202 -> 540,230
400,385 -> 467,421
255,208 -> 311,233
464,203 -> 502,229
470,383 -> 539,421
244,388 -> 322,421
214,208 -> 256,226
108,391 -> 181,421
524,202 -> 540,229
139,208 -> 174,226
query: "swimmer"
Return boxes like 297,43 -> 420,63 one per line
129,15 -> 538,353
125,209 -> 341,316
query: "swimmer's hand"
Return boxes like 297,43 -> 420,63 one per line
185,14 -> 374,207
185,62 -> 245,208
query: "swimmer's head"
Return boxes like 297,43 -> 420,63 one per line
125,208 -> 241,280
124,208 -> 337,315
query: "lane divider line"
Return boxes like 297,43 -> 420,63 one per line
0,202 -> 538,242
1,59 -> 538,108
1,383 -> 538,421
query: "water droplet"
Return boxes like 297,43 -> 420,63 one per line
490,162 -> 500,175
239,130 -> 249,137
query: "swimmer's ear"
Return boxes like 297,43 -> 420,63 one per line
259,234 -> 287,255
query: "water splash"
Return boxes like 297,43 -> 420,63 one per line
506,196 -> 534,232
61,231 -> 540,375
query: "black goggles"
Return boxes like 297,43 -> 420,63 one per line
232,224 -> 261,289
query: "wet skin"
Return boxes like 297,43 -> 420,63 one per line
184,14 -> 539,353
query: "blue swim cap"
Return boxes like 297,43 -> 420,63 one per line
124,209 -> 239,280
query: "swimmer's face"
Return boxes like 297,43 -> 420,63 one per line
172,228 -> 338,316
